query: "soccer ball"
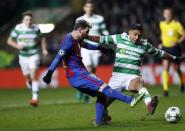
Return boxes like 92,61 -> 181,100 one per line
165,107 -> 182,123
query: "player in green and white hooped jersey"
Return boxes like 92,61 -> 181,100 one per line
87,24 -> 185,121
7,11 -> 48,107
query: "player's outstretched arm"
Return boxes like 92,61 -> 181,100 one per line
43,49 -> 64,84
87,35 -> 100,43
7,38 -> 24,50
82,42 -> 99,50
43,36 -> 73,84
162,52 -> 185,62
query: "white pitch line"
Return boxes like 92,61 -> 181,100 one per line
0,100 -> 93,109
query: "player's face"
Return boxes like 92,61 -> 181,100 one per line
84,3 -> 94,15
128,30 -> 142,43
163,9 -> 172,22
22,15 -> 32,27
79,27 -> 89,39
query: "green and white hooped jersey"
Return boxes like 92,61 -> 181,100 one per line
10,23 -> 41,57
100,33 -> 165,75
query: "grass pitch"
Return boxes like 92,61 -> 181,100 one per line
0,85 -> 184,131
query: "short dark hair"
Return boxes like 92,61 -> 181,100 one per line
74,20 -> 91,30
129,24 -> 143,32
85,0 -> 94,5
163,7 -> 173,14
22,11 -> 33,18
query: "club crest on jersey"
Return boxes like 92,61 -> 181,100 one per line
58,49 -> 65,56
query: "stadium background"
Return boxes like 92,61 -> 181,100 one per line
0,0 -> 185,88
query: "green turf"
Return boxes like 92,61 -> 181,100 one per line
0,85 -> 184,131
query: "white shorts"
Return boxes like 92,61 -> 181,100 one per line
81,48 -> 101,67
108,73 -> 139,92
19,54 -> 40,75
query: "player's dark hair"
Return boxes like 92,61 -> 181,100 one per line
163,7 -> 173,14
85,0 -> 94,5
129,24 -> 143,32
22,11 -> 33,18
74,20 -> 91,30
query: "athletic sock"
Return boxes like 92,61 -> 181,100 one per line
32,81 -> 39,100
96,102 -> 105,125
138,87 -> 151,105
162,70 -> 169,91
96,95 -> 106,125
102,86 -> 132,104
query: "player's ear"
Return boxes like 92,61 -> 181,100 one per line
128,30 -> 132,35
78,28 -> 82,33
83,6 -> 86,12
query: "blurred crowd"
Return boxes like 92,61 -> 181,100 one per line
95,0 -> 185,44
47,0 -> 185,65
1,0 -> 185,67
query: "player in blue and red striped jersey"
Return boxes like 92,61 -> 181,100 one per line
43,20 -> 144,126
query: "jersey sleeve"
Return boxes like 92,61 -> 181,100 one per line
48,35 -> 73,72
9,27 -> 18,40
82,41 -> 99,50
146,42 -> 165,57
176,22 -> 185,35
100,34 -> 118,45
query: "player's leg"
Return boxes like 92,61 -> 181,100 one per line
25,75 -> 32,90
19,56 -> 38,106
95,93 -> 107,125
70,74 -> 143,125
172,45 -> 184,93
78,73 -> 134,104
102,76 -> 122,123
128,77 -> 159,114
19,56 -> 32,89
29,54 -> 40,107
102,75 -> 145,123
76,88 -> 107,125
174,63 -> 184,92
162,59 -> 170,96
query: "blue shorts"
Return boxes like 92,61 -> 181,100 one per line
68,73 -> 104,97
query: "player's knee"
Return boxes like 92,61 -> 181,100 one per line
129,77 -> 144,91
98,83 -> 108,92
174,64 -> 180,72
162,60 -> 170,70
25,75 -> 31,82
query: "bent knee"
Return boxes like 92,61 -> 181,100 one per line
98,83 -> 108,92
128,77 -> 144,91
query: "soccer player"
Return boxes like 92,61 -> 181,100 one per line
43,20 -> 144,126
159,8 -> 185,96
7,11 -> 48,107
75,0 -> 109,103
87,24 -> 185,121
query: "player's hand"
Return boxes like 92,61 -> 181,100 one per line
174,56 -> 185,62
18,45 -> 29,51
17,45 -> 25,50
43,70 -> 53,84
